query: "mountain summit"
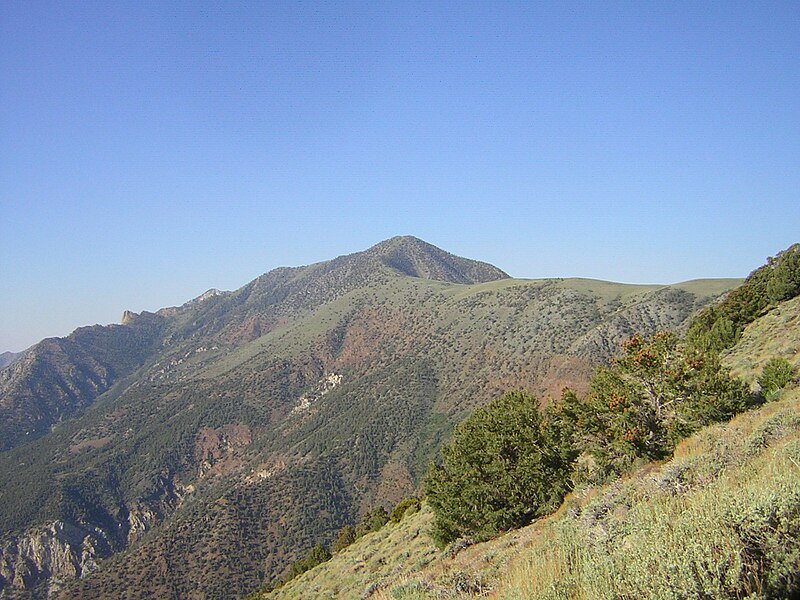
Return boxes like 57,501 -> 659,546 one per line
359,236 -> 509,284
0,237 -> 504,451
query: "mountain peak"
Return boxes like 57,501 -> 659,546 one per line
361,236 -> 509,284
370,234 -> 428,249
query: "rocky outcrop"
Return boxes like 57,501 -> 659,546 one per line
195,423 -> 253,479
120,310 -> 137,326
125,504 -> 162,547
0,521 -> 107,598
0,472 -> 190,598
186,288 -> 227,306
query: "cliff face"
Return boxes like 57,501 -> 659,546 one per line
0,521 -> 104,597
0,473 -> 188,599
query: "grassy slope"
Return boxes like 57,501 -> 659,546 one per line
195,276 -> 739,381
495,389 -> 800,600
261,294 -> 798,600
723,294 -> 800,387
671,277 -> 744,297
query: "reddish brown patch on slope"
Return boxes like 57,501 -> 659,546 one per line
333,308 -> 408,368
373,462 -> 415,509
536,355 -> 595,400
221,315 -> 268,345
195,423 -> 253,478
69,436 -> 113,454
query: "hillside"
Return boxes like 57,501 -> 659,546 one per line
0,236 -> 505,453
0,238 -> 737,599
0,314 -> 166,450
722,294 -> 800,387
257,289 -> 800,600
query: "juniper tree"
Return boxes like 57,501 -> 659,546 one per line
424,390 -> 573,547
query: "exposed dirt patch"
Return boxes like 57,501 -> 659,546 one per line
68,435 -> 113,454
373,462 -> 415,509
195,423 -> 253,478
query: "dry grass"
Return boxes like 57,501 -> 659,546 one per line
722,295 -> 800,387
261,508 -> 439,599
497,389 -> 800,600
263,393 -> 800,600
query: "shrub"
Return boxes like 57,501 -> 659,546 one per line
331,524 -> 356,553
355,506 -> 389,538
390,497 -> 421,524
269,542 -> 332,591
688,243 -> 800,354
758,357 -> 795,400
500,401 -> 800,600
568,332 -> 752,482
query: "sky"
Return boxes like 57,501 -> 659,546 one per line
1,1 -> 798,352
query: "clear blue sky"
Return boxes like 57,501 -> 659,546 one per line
1,1 -> 798,352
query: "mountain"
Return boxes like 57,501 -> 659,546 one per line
0,237 -> 738,599
358,235 -> 509,283
0,237 -> 505,454
0,315 -> 166,451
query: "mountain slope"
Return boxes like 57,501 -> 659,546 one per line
262,389 -> 800,600
722,294 -> 800,387
0,238 -> 736,599
0,313 -> 166,450
0,237 -> 506,454
258,288 -> 800,600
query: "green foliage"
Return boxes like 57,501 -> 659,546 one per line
297,544 -> 331,574
424,391 -> 575,547
758,357 -> 795,400
766,245 -> 800,303
278,543 -> 332,588
390,497 -> 421,524
569,332 -> 753,482
502,392 -> 800,600
688,243 -> 800,354
330,524 -> 356,553
355,506 -> 390,538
